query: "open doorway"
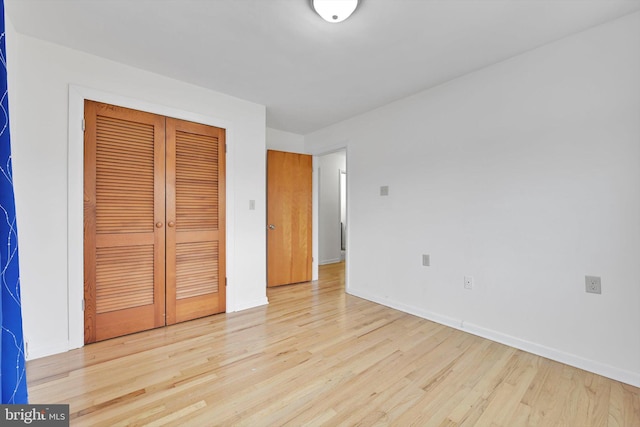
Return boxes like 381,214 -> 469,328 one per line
318,150 -> 346,279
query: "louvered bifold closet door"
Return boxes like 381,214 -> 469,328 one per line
84,101 -> 166,343
165,118 -> 226,324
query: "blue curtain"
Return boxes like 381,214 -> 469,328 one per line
0,0 -> 28,404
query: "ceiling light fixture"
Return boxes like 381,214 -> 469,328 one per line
312,0 -> 358,23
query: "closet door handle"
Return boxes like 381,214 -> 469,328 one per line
168,221 -> 175,228
156,222 -> 163,228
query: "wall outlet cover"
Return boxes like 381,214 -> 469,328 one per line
464,276 -> 473,290
585,275 -> 601,294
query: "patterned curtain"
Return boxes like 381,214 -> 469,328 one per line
0,0 -> 28,404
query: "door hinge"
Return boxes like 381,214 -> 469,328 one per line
225,143 -> 227,153
81,119 -> 85,132
81,299 -> 85,311
225,277 -> 227,287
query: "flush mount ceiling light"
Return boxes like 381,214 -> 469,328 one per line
312,0 -> 358,23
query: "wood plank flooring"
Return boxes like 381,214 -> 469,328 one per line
27,262 -> 640,426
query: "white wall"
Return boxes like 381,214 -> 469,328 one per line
266,127 -> 306,153
318,151 -> 346,264
306,12 -> 640,387
7,23 -> 268,359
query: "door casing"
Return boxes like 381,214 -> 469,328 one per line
69,86 -> 241,350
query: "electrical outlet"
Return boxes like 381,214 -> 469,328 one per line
585,276 -> 601,294
464,276 -> 473,290
422,254 -> 430,266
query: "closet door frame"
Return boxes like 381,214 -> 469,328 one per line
71,87 -> 231,349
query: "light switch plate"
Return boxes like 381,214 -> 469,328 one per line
380,186 -> 389,196
422,254 -> 430,266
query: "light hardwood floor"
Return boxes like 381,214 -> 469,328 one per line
28,262 -> 639,426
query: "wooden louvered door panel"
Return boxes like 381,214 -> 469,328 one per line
165,118 -> 226,324
84,101 -> 166,343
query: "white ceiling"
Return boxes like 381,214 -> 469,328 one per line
6,0 -> 640,134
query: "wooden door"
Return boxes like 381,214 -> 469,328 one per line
84,101 -> 166,343
165,118 -> 226,324
267,150 -> 312,287
84,101 -> 226,343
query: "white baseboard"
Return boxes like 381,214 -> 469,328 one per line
319,258 -> 341,265
229,296 -> 269,313
347,288 -> 640,388
460,321 -> 640,388
26,342 -> 70,361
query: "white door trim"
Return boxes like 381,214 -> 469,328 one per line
67,85 -> 235,349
